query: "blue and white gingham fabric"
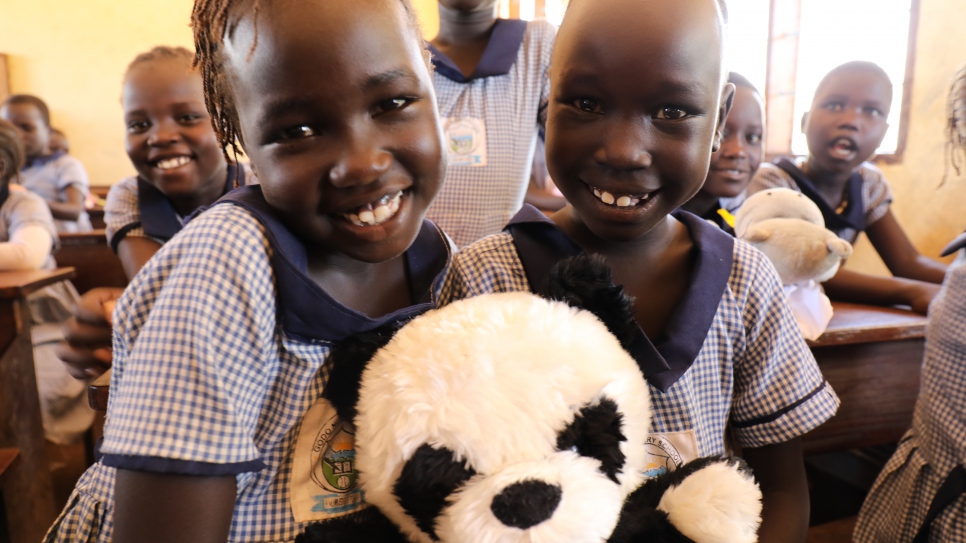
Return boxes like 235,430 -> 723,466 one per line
425,20 -> 555,248
20,152 -> 92,232
441,230 -> 840,456
746,157 -> 893,245
44,202 -> 405,542
854,250 -> 966,542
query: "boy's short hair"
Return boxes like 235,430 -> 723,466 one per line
125,45 -> 195,80
1,94 -> 51,127
814,61 -> 893,104
0,118 -> 25,185
189,0 -> 427,161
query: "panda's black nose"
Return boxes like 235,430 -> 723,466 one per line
490,480 -> 562,529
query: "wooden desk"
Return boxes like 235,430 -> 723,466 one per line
803,302 -> 928,455
54,230 -> 127,294
0,268 -> 74,543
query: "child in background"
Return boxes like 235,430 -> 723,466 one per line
0,119 -> 92,445
0,95 -> 92,232
680,72 -> 764,234
853,65 -> 966,543
426,0 -> 564,247
45,0 -> 451,541
440,0 -> 839,541
55,45 -> 254,381
747,61 -> 946,313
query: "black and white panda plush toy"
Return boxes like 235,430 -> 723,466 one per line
299,256 -> 762,543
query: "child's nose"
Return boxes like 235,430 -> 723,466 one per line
147,121 -> 181,146
328,139 -> 393,188
719,135 -> 748,158
594,120 -> 652,171
837,107 -> 863,130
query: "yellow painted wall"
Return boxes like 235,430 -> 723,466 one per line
847,0 -> 966,273
0,0 -> 439,187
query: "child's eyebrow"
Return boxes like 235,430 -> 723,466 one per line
361,68 -> 419,92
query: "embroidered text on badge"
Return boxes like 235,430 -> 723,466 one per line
444,117 -> 488,167
291,397 -> 369,522
642,430 -> 700,478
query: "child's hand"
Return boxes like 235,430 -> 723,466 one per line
8,184 -> 26,192
906,282 -> 942,315
56,287 -> 123,379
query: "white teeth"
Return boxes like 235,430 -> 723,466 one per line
616,196 -> 632,207
594,189 -> 602,198
342,191 -> 403,227
591,186 -> 649,207
600,191 -> 615,205
156,156 -> 191,170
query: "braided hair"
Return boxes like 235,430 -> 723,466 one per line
946,65 -> 966,180
125,45 -> 195,80
0,118 -> 24,188
190,0 -> 426,163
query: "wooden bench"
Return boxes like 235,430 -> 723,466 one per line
0,268 -> 74,543
53,230 -> 127,294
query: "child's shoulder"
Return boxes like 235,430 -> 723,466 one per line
1,188 -> 54,226
105,176 -> 139,205
148,200 -> 271,268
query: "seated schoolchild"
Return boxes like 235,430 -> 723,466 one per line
426,0 -> 565,247
0,94 -> 93,232
49,127 -> 69,155
57,45 -> 254,380
441,1 -> 839,541
747,61 -> 946,313
45,0 -> 452,541
853,65 -> 966,543
680,72 -> 764,234
0,119 -> 91,444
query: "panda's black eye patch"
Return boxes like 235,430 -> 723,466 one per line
556,398 -> 626,483
393,444 -> 476,541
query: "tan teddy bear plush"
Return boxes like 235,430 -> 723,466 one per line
735,188 -> 853,339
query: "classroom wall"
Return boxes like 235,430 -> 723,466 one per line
0,0 -> 961,271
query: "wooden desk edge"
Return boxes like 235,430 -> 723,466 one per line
0,267 -> 75,298
806,302 -> 928,348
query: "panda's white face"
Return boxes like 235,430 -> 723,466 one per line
355,292 -> 651,543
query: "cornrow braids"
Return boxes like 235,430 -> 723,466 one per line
190,0 -> 427,163
124,45 -> 195,80
946,65 -> 966,180
0,118 -> 25,187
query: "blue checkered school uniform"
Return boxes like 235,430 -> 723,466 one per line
746,157 -> 893,245
104,163 -> 253,252
854,235 -> 966,543
425,19 -> 554,248
441,205 -> 839,468
20,151 -> 92,232
44,186 -> 452,543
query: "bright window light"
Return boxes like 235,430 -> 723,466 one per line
791,0 -> 912,156
723,0 -> 771,95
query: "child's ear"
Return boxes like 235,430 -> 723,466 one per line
714,83 -> 736,153
801,111 -> 810,134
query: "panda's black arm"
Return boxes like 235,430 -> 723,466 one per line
296,510 -> 409,543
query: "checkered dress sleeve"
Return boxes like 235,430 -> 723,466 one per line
536,21 -> 553,134
103,177 -> 146,246
745,162 -> 797,197
857,162 -> 894,227
55,155 -> 91,195
1,190 -> 57,243
100,203 -> 278,470
439,233 -> 530,306
728,241 -> 840,448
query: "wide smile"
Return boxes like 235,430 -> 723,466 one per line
340,190 -> 404,227
589,184 -> 656,209
150,155 -> 194,172
711,167 -> 749,182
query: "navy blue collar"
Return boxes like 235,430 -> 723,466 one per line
23,150 -> 66,169
217,185 -> 451,343
138,164 -> 243,243
697,200 -> 735,236
776,158 -> 865,233
942,231 -> 966,257
429,19 -> 528,83
505,205 -> 734,392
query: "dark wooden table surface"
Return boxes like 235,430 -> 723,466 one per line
803,302 -> 928,455
0,268 -> 74,543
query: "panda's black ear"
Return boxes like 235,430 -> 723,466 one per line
322,322 -> 403,423
547,254 -> 637,353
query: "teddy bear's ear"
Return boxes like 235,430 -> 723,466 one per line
322,322 -> 404,423
547,254 -> 638,353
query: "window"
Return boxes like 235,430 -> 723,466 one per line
505,0 -> 920,162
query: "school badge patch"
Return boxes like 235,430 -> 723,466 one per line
642,430 -> 699,478
291,397 -> 369,522
444,117 -> 488,167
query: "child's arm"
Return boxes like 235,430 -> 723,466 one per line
742,438 -> 809,543
113,470 -> 236,543
866,209 -> 948,283
822,267 -> 941,314
46,184 -> 86,221
0,223 -> 52,270
117,236 -> 164,280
